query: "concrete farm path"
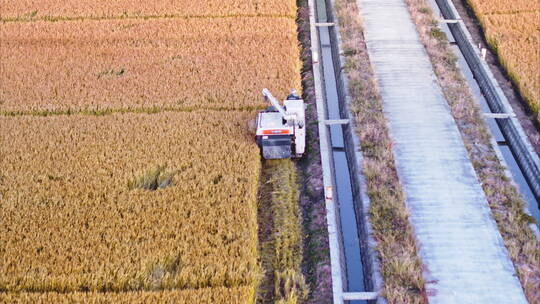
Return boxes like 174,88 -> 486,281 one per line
354,0 -> 528,302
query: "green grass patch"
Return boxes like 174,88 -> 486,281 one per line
128,165 -> 177,191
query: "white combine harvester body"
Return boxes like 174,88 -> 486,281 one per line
256,89 -> 306,159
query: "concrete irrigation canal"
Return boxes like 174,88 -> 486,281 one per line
318,2 -> 367,302
310,0 -> 379,302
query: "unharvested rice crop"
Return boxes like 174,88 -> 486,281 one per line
465,1 -> 539,121
0,111 -> 261,293
0,286 -> 254,304
0,0 -> 297,20
466,0 -> 537,14
481,12 -> 540,112
0,17 -> 302,114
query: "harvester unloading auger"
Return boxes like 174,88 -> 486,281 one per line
255,88 -> 306,159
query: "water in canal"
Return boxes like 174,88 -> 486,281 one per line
317,0 -> 368,302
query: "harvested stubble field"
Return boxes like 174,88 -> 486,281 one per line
0,17 -> 301,114
0,111 -> 260,293
465,0 -> 540,122
0,286 -> 253,304
257,160 -> 307,304
0,0 -> 297,20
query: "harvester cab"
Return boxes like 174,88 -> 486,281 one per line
256,88 -> 306,159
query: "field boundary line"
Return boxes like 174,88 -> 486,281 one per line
0,106 -> 265,117
0,283 -> 254,295
481,9 -> 540,16
0,13 -> 295,23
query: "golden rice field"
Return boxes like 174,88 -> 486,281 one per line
465,0 -> 537,14
0,18 -> 301,114
1,0 -> 303,301
466,0 -> 540,121
0,112 -> 260,293
0,0 -> 297,20
0,286 -> 253,304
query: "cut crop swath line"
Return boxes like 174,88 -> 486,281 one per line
0,13 -> 295,23
1,283 -> 253,294
256,159 -> 308,303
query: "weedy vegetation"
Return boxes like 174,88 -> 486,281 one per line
127,165 -> 177,191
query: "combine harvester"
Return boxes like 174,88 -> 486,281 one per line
255,88 -> 306,159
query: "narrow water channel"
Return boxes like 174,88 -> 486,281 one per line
316,0 -> 368,302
